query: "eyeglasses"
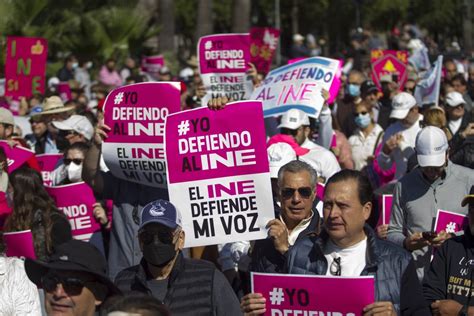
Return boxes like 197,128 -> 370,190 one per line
329,257 -> 341,276
64,158 -> 83,165
280,187 -> 313,200
139,230 -> 177,245
42,274 -> 93,296
354,111 -> 368,116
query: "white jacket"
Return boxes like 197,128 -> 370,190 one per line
0,256 -> 41,316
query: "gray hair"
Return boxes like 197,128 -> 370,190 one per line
277,160 -> 318,190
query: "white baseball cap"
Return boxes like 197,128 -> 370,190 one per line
390,92 -> 417,119
278,109 -> 310,130
267,142 -> 296,178
445,91 -> 466,107
52,115 -> 94,141
415,126 -> 448,167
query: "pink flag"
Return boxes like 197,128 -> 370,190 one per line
252,272 -> 374,316
5,36 -> 48,99
0,141 -> 35,172
3,229 -> 36,259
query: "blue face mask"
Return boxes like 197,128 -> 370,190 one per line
346,84 -> 360,97
354,113 -> 371,128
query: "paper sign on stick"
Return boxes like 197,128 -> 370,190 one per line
36,153 -> 63,186
3,229 -> 36,259
252,272 -> 375,316
434,209 -> 468,234
250,27 -> 280,75
198,33 -> 253,105
165,101 -> 274,247
0,140 -> 35,172
371,50 -> 408,91
102,82 -> 180,188
46,182 -> 101,241
251,57 -> 340,118
5,36 -> 48,99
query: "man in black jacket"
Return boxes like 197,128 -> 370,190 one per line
423,185 -> 474,315
114,199 -> 241,316
242,170 -> 430,315
249,159 -> 320,273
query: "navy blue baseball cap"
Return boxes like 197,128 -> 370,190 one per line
139,199 -> 182,231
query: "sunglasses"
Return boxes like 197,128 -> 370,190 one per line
280,187 -> 313,199
139,230 -> 176,245
64,158 -> 83,165
42,274 -> 94,296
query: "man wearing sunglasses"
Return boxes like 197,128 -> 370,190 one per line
52,115 -> 94,151
115,199 -> 241,316
25,239 -> 121,316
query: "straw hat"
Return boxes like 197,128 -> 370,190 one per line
39,96 -> 75,115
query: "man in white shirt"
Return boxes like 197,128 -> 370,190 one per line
279,109 -> 340,182
377,92 -> 422,179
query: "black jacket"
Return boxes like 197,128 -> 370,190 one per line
287,225 -> 431,315
114,253 -> 241,316
249,202 -> 320,274
423,229 -> 474,306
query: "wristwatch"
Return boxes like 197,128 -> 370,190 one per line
458,305 -> 468,316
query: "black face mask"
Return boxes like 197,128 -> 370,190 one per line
142,240 -> 177,267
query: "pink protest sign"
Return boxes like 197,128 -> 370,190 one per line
58,82 -> 72,102
252,272 -> 375,316
316,183 -> 325,200
36,153 -> 63,186
5,36 -> 48,99
165,101 -> 274,247
434,210 -> 468,234
198,33 -> 253,105
46,182 -> 101,241
377,194 -> 393,227
3,230 -> 36,259
250,27 -> 280,75
371,50 -> 408,91
102,82 -> 180,188
141,55 -> 165,75
251,57 -> 340,118
327,60 -> 343,104
0,141 -> 35,172
288,57 -> 306,64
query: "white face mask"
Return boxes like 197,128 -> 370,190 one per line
67,162 -> 83,183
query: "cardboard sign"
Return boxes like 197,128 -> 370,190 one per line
36,153 -> 63,186
4,36 -> 48,99
250,27 -> 280,75
102,82 -> 180,188
198,33 -> 253,105
434,210 -> 468,234
3,229 -> 36,259
165,101 -> 274,247
252,272 -> 375,316
251,57 -> 340,118
370,50 -> 408,91
0,141 -> 35,172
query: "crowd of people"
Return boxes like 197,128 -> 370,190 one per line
0,22 -> 473,316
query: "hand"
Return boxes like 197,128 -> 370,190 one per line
376,225 -> 388,239
246,62 -> 260,86
321,88 -> 329,103
266,219 -> 289,254
241,293 -> 266,315
431,230 -> 451,248
404,232 -> 430,251
461,123 -> 474,139
431,299 -> 462,316
382,134 -> 403,155
207,96 -> 230,111
93,202 -> 109,226
93,123 -> 111,146
363,301 -> 396,315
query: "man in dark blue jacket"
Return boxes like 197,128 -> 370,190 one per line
241,170 -> 430,315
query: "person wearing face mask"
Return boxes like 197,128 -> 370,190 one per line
57,55 -> 78,82
114,199 -> 241,316
335,70 -> 365,137
423,186 -> 474,314
388,126 -> 474,281
349,101 -> 384,171
377,92 -> 423,180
